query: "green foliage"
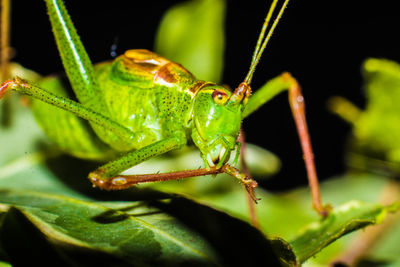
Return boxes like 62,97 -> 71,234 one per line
291,201 -> 398,263
331,58 -> 400,163
357,59 -> 400,162
329,57 -> 400,266
0,0 -> 398,266
0,192 -> 221,266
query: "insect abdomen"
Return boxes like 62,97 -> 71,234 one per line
32,76 -> 114,160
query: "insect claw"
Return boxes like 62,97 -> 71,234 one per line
88,171 -> 106,189
316,203 -> 333,218
221,164 -> 259,203
243,179 -> 259,204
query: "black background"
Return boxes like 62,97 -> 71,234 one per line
8,0 -> 400,191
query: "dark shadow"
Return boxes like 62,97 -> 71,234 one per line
92,202 -> 163,224
0,207 -> 145,267
42,152 -> 170,202
150,197 -> 284,266
0,207 -> 73,267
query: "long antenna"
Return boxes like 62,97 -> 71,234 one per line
244,0 -> 291,85
250,0 -> 278,66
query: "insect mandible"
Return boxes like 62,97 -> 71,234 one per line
0,0 -> 329,216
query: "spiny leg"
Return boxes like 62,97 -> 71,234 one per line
243,72 -> 330,217
44,0 -> 108,111
88,131 -> 258,200
0,77 -> 135,142
92,163 -> 258,202
238,129 -> 260,228
222,164 -> 259,203
89,135 -> 187,189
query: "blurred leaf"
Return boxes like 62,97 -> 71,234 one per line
359,204 -> 400,265
0,98 -> 89,198
355,59 -> 400,162
155,0 -> 225,82
0,93 -> 48,167
328,57 -> 400,266
330,58 -> 400,164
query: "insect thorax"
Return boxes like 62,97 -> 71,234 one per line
92,49 -> 210,152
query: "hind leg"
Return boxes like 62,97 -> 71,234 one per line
243,73 -> 330,216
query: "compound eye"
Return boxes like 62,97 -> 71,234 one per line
212,90 -> 229,105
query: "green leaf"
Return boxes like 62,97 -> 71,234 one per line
155,0 -> 225,82
0,95 -> 48,167
0,189 -> 286,266
290,200 -> 398,264
0,190 -> 219,266
0,98 -> 91,198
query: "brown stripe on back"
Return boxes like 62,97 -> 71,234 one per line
153,61 -> 195,87
122,49 -> 169,75
154,63 -> 178,83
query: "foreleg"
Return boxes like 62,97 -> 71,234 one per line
89,133 -> 258,203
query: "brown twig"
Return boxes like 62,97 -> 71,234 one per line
0,0 -> 10,80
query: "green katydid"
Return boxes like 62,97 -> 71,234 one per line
0,0 -> 329,216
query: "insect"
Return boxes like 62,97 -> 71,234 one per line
0,0 -> 329,216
